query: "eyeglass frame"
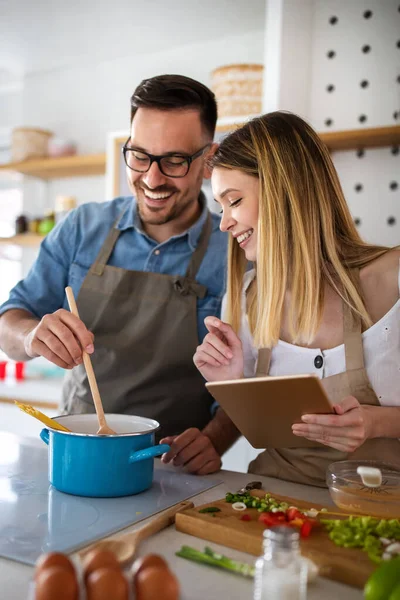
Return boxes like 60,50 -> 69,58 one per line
122,138 -> 212,178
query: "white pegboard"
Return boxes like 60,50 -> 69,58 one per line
308,0 -> 400,246
333,146 -> 400,245
310,0 -> 400,131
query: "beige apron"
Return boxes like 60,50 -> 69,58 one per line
61,209 -> 214,441
248,279 -> 400,487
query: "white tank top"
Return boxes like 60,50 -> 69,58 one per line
223,267 -> 400,407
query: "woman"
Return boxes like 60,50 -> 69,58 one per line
194,111 -> 400,486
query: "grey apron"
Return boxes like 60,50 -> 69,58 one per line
248,274 -> 400,486
61,209 -> 214,441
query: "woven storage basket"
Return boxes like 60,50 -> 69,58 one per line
211,64 -> 264,131
12,127 -> 54,162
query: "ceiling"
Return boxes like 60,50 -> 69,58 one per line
0,0 -> 265,84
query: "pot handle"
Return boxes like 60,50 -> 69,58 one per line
129,444 -> 170,464
40,428 -> 49,445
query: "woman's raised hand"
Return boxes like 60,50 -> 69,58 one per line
193,317 -> 244,382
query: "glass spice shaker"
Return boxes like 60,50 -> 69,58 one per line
15,214 -> 28,234
253,526 -> 308,600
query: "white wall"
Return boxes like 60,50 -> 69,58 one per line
23,29 -> 265,153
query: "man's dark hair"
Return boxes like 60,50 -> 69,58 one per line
130,74 -> 217,140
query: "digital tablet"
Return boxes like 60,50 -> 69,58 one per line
206,374 -> 334,448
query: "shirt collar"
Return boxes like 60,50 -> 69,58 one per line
116,192 -> 209,250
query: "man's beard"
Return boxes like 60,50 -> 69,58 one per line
135,183 -> 197,226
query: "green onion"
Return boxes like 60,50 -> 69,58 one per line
176,545 -> 255,578
198,506 -> 221,514
225,491 -> 292,514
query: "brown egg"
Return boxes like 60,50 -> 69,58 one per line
35,552 -> 75,580
132,553 -> 169,579
134,566 -> 180,600
35,566 -> 79,600
86,567 -> 129,600
82,548 -> 120,581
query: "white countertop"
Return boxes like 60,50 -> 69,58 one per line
0,377 -> 63,406
0,434 -> 363,600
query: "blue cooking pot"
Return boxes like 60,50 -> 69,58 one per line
39,414 -> 170,498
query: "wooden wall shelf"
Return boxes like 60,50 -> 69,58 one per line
0,234 -> 45,247
0,153 -> 106,180
0,125 -> 397,183
216,123 -> 400,152
319,125 -> 400,151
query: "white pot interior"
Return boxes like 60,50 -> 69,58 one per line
52,414 -> 159,435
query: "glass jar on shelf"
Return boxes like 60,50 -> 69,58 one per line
55,195 -> 76,224
253,525 -> 308,600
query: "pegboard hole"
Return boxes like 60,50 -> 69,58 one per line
354,218 -> 362,227
359,114 -> 367,123
326,84 -> 335,93
397,75 -> 400,84
327,50 -> 336,59
387,216 -> 396,226
354,183 -> 363,192
363,10 -> 373,18
397,40 -> 400,49
392,146 -> 399,155
394,111 -> 399,121
389,181 -> 398,191
329,16 -> 338,25
356,149 -> 365,158
360,80 -> 369,88
362,44 -> 371,53
324,118 -> 333,127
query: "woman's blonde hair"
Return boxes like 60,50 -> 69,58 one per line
211,111 -> 391,348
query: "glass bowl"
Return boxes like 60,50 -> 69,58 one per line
326,460 -> 400,518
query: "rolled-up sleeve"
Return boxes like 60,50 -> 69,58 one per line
0,210 -> 78,319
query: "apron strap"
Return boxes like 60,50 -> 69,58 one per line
185,211 -> 213,280
90,212 -> 124,276
256,347 -> 272,377
343,269 -> 365,372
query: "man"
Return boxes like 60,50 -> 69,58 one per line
0,74 -> 240,475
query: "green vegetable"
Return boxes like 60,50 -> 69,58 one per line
389,583 -> 400,600
322,517 -> 400,563
225,491 -> 291,513
176,545 -> 255,578
364,557 -> 400,600
198,506 -> 221,514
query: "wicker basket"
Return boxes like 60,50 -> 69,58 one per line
12,127 -> 54,162
211,64 -> 264,131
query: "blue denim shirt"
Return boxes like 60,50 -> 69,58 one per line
0,195 -> 228,343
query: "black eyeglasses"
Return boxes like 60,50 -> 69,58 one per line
122,138 -> 211,178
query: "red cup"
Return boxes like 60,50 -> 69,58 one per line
0,361 -> 6,380
15,361 -> 25,381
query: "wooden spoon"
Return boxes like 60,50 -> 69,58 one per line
65,286 -> 116,435
78,500 -> 194,566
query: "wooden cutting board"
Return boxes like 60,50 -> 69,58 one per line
175,490 -> 376,589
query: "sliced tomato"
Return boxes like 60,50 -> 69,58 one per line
240,514 -> 252,522
270,511 -> 287,520
286,508 -> 304,521
258,512 -> 287,527
300,520 -> 313,538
